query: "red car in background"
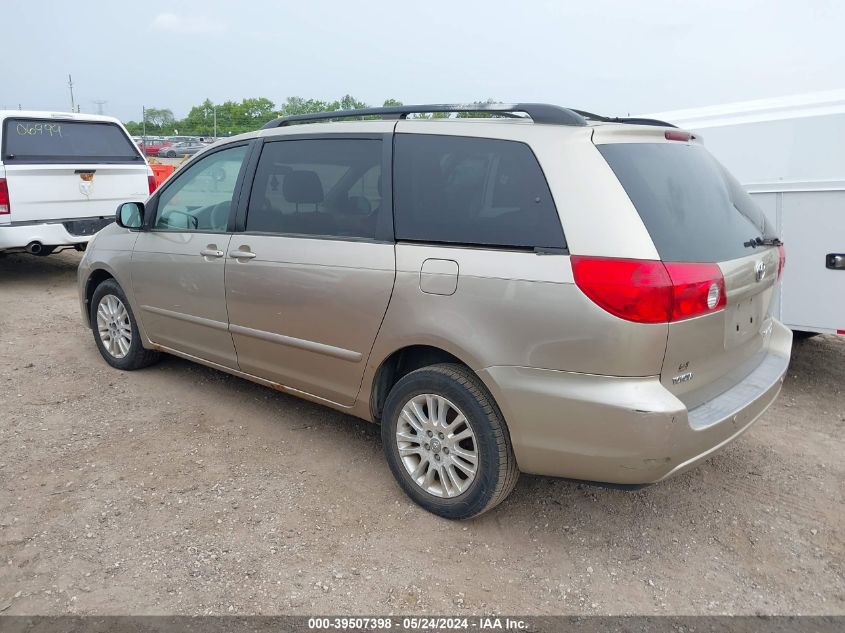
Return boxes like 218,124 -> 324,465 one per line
136,139 -> 172,157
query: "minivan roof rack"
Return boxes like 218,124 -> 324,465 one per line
261,103 -> 589,129
571,109 -> 678,128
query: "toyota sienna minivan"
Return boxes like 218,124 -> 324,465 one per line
77,103 -> 791,519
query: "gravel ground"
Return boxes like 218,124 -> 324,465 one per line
0,251 -> 843,615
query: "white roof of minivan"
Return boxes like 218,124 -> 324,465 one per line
642,89 -> 845,129
0,110 -> 124,125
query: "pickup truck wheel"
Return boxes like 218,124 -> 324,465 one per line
381,363 -> 519,520
90,279 -> 160,370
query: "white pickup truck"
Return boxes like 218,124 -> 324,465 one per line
0,110 -> 154,256
647,90 -> 845,336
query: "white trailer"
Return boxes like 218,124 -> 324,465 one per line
646,90 -> 845,335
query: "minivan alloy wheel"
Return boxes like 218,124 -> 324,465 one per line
96,294 -> 132,359
396,393 -> 478,498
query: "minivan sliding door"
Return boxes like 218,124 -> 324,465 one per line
225,135 -> 395,406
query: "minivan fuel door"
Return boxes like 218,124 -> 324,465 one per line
420,258 -> 459,296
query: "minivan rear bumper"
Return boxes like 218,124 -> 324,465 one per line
479,319 -> 792,484
0,217 -> 112,250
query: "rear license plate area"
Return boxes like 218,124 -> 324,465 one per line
725,295 -> 760,346
63,218 -> 112,236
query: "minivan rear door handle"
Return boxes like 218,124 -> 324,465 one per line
826,253 -> 845,270
229,248 -> 256,260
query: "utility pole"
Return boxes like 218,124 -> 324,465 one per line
93,100 -> 107,115
213,107 -> 217,139
142,106 -> 147,153
68,74 -> 75,112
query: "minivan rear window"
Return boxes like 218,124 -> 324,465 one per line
393,134 -> 566,250
597,142 -> 772,263
2,118 -> 143,163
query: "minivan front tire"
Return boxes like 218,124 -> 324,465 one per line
90,279 -> 160,370
381,363 -> 519,519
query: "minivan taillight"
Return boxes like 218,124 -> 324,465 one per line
0,178 -> 10,215
664,262 -> 727,321
777,244 -> 786,278
571,256 -> 726,324
148,174 -> 157,194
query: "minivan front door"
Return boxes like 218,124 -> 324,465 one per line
225,137 -> 395,406
131,144 -> 250,368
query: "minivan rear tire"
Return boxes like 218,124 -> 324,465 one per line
381,363 -> 519,520
90,279 -> 160,371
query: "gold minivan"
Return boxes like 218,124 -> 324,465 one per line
78,103 -> 792,519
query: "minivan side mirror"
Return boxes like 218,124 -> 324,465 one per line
116,201 -> 144,229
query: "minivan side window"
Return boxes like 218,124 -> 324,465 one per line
245,139 -> 382,239
393,134 -> 566,250
153,145 -> 247,232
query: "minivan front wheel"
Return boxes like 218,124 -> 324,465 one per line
90,279 -> 160,370
381,364 -> 519,519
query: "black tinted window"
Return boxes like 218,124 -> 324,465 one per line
246,139 -> 382,239
393,134 -> 565,249
3,118 -> 142,163
598,143 -> 772,263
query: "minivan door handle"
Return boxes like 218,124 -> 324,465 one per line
826,253 -> 845,270
229,248 -> 256,260
200,247 -> 224,258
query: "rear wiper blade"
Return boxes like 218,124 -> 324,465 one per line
744,236 -> 783,248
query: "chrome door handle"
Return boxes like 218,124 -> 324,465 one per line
229,250 -> 256,259
200,249 -> 224,258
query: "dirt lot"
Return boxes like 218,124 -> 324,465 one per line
0,251 -> 842,616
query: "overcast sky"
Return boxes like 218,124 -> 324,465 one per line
3,0 -> 843,121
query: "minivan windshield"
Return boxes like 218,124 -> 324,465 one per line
2,118 -> 143,164
597,142 -> 775,263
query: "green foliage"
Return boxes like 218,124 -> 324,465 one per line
124,120 -> 143,135
125,97 -> 280,137
124,107 -> 174,135
276,95 -> 372,122
279,96 -> 334,117
144,107 -> 175,127
123,96 -> 500,137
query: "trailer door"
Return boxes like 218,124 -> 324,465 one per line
780,188 -> 845,333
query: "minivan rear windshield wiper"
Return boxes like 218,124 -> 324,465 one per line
743,236 -> 782,248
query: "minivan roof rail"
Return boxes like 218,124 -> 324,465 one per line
261,103 -> 589,128
571,109 -> 678,128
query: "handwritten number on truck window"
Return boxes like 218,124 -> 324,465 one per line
15,122 -> 62,137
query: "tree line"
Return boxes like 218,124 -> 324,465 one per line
123,96 -> 497,137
